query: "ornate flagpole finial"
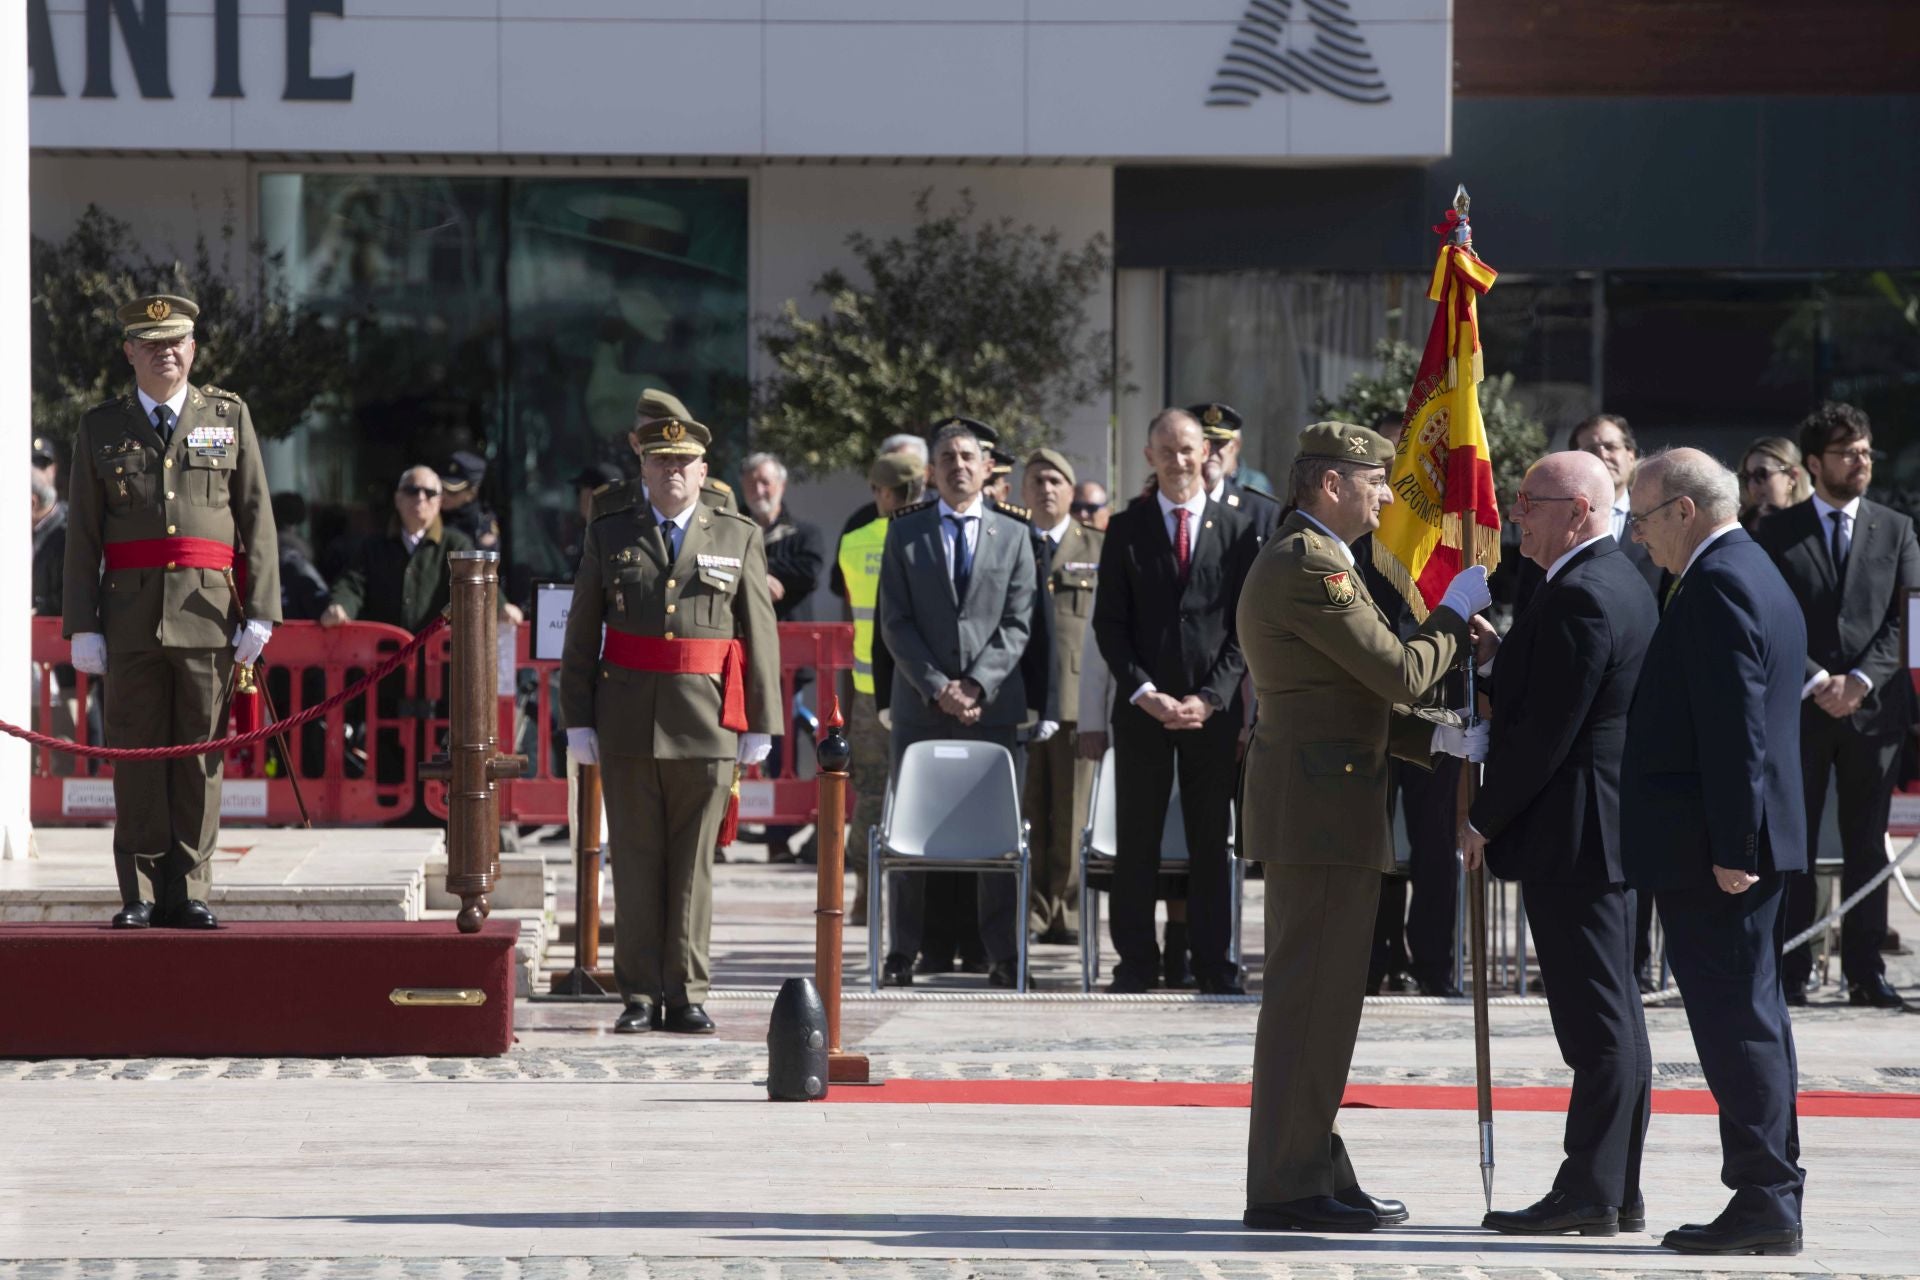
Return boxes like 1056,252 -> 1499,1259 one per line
1449,184 -> 1472,247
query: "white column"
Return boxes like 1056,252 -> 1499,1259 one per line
0,11 -> 34,859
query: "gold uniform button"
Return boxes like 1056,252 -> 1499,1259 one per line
166,491 -> 175,500
114,466 -> 124,475
164,459 -> 173,469
166,561 -> 176,570
663,630 -> 674,640
166,524 -> 177,534
666,579 -> 676,589
665,604 -> 676,614
1344,763 -> 1354,774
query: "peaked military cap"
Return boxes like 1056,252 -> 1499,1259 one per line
632,388 -> 710,457
989,446 -> 1016,476
1024,446 -> 1076,487
1188,402 -> 1245,441
1296,420 -> 1394,468
931,415 -> 995,446
118,294 -> 198,342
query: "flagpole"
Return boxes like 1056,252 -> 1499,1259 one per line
1446,183 -> 1496,1213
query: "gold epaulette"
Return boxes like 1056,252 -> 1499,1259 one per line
590,480 -> 640,521
199,384 -> 244,402
992,499 -> 1032,522
891,498 -> 937,519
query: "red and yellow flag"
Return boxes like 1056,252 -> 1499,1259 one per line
1371,210 -> 1502,620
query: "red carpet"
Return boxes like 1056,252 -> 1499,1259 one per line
823,1079 -> 1920,1119
0,920 -> 518,1058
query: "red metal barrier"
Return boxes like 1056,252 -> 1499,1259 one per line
420,621 -> 856,828
29,617 -> 855,830
29,617 -> 425,826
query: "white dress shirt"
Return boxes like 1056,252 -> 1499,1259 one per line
1805,493 -> 1872,695
1130,488 -> 1212,705
1297,511 -> 1356,566
1043,515 -> 1072,546
1546,533 -> 1612,583
936,495 -> 986,577
1609,491 -> 1631,543
136,385 -> 190,434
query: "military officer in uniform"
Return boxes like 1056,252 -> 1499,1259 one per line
1238,422 -> 1489,1232
560,393 -> 780,1035
1193,403 -> 1282,543
1021,447 -> 1101,943
63,294 -> 280,930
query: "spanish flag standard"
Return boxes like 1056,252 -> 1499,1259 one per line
1371,205 -> 1502,620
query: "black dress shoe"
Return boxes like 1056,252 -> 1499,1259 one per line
1243,1196 -> 1378,1232
987,961 -> 1026,989
1661,1219 -> 1801,1255
111,901 -> 154,929
1106,972 -> 1152,994
1198,972 -> 1247,996
613,1001 -> 655,1034
958,953 -> 991,975
883,954 -> 915,987
915,953 -> 954,975
1414,974 -> 1463,998
1483,1190 -> 1618,1236
1619,1199 -> 1646,1232
1784,982 -> 1808,1007
1162,951 -> 1196,990
660,1003 -> 716,1034
1335,1185 -> 1408,1225
162,900 -> 219,930
1849,975 -> 1909,1009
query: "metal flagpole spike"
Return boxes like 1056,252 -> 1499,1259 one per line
1481,1119 -> 1495,1210
1454,183 -> 1470,215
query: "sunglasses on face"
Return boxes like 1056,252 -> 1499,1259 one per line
1070,501 -> 1106,516
398,485 -> 441,499
1737,466 -> 1784,485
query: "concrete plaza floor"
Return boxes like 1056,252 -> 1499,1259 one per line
3,838 -> 1918,1279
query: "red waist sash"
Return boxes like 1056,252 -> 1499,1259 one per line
102,536 -> 234,572
601,631 -> 748,732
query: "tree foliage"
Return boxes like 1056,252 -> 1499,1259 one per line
31,204 -> 351,439
1312,339 -> 1548,503
753,190 -> 1117,476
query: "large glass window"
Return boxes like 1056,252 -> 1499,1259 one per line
260,172 -> 750,595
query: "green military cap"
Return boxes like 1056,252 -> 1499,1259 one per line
1187,402 -> 1245,442
632,387 -> 710,457
1296,420 -> 1393,467
869,453 -> 923,489
118,294 -> 198,342
1023,446 -> 1076,487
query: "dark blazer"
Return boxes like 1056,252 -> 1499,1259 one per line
1093,495 -> 1256,717
1474,538 -> 1658,884
1754,496 -> 1920,738
1621,529 -> 1808,892
1512,528 -> 1663,616
1219,478 -> 1282,544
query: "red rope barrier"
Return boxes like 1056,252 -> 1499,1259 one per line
2,616 -> 449,761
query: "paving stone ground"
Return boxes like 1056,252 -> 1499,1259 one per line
4,838 -> 1918,1278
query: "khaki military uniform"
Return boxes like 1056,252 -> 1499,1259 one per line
560,479 -> 780,1007
1024,517 -> 1102,936
62,384 -> 280,909
1237,507 -> 1465,1208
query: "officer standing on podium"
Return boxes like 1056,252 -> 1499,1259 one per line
62,294 -> 281,931
561,392 -> 781,1035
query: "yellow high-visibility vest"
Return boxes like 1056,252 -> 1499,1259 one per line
838,515 -> 889,694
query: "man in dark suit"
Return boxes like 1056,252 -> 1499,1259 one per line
1622,447 -> 1807,1257
1465,452 -> 1657,1238
878,417 -> 1037,990
1093,407 -> 1258,994
1757,403 -> 1920,1009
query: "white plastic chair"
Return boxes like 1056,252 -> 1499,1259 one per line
1077,747 -> 1243,991
868,739 -> 1031,992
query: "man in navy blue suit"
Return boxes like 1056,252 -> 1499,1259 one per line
1465,452 -> 1657,1239
1621,448 -> 1807,1257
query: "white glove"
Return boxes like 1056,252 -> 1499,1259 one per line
566,727 -> 600,766
1432,717 -> 1490,762
1438,565 -> 1491,619
70,633 -> 107,675
232,619 -> 274,665
737,732 -> 773,767
1033,720 -> 1060,743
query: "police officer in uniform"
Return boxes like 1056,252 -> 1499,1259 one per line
1192,403 -> 1282,543
1238,422 -> 1488,1232
560,391 -> 780,1035
63,294 -> 280,930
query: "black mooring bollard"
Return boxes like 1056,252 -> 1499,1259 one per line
767,976 -> 829,1101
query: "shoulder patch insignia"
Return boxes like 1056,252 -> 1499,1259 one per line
1323,571 -> 1356,608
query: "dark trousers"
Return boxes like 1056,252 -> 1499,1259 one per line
1108,701 -> 1239,985
1783,712 -> 1900,988
1372,757 -> 1461,983
884,724 -> 1024,966
1657,876 -> 1804,1227
1523,879 -> 1652,1209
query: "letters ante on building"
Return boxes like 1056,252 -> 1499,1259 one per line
27,0 -> 356,103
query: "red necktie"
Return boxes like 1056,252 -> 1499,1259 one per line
1173,507 -> 1192,580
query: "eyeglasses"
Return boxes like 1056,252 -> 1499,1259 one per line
398,485 -> 441,499
1514,491 -> 1576,515
1069,501 -> 1106,516
1822,445 -> 1875,464
1626,494 -> 1683,528
1737,466 -> 1785,485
